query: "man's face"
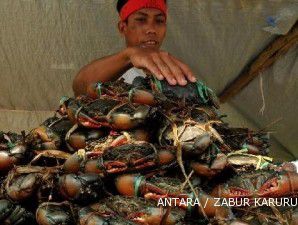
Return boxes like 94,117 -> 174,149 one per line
119,8 -> 167,50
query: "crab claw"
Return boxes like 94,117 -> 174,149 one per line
190,162 -> 218,177
257,172 -> 298,197
78,116 -> 103,129
157,149 -> 176,166
0,151 -> 16,171
0,144 -> 27,171
193,133 -> 212,153
104,161 -> 128,173
115,174 -> 137,196
86,83 -> 101,99
129,88 -> 157,106
63,152 -> 84,173
107,104 -> 151,130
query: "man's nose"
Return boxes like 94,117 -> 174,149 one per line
145,22 -> 157,35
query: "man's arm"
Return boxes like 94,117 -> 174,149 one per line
73,47 -> 197,96
73,49 -> 132,96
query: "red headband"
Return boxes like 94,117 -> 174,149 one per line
120,0 -> 167,21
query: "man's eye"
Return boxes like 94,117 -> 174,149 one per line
135,18 -> 146,22
156,18 -> 166,24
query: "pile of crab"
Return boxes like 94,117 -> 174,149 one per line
0,76 -> 297,225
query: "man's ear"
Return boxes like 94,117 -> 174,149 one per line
118,21 -> 127,36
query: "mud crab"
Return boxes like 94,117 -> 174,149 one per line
87,76 -> 219,109
130,76 -> 219,108
2,166 -> 59,203
66,128 -> 107,152
114,174 -> 233,220
157,113 -> 225,157
59,96 -> 155,131
26,116 -> 73,150
215,125 -> 270,155
36,202 -> 77,225
190,148 -> 273,178
211,170 -> 298,199
58,173 -> 106,204
63,142 -> 176,176
71,128 -> 153,154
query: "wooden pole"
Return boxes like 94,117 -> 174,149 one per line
219,21 -> 298,104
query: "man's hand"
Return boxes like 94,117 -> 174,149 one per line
126,47 -> 197,85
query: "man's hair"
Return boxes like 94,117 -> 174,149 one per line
116,0 -> 167,13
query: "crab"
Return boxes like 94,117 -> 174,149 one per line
211,170 -> 298,199
114,174 -> 233,220
63,142 -> 176,176
36,202 -> 77,225
215,125 -> 270,155
59,96 -> 155,131
1,166 -> 60,203
58,173 -> 106,204
26,116 -> 73,150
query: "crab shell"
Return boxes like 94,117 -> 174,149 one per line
36,202 -> 76,225
58,173 -> 105,204
190,153 -> 228,178
5,173 -> 40,202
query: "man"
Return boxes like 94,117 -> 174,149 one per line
73,0 -> 197,96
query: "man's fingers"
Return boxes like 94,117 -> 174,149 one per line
152,55 -> 177,85
160,54 -> 187,86
144,60 -> 164,80
171,56 -> 197,82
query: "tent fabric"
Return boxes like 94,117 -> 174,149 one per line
0,0 -> 297,161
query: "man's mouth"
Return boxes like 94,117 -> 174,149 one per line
141,40 -> 158,47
